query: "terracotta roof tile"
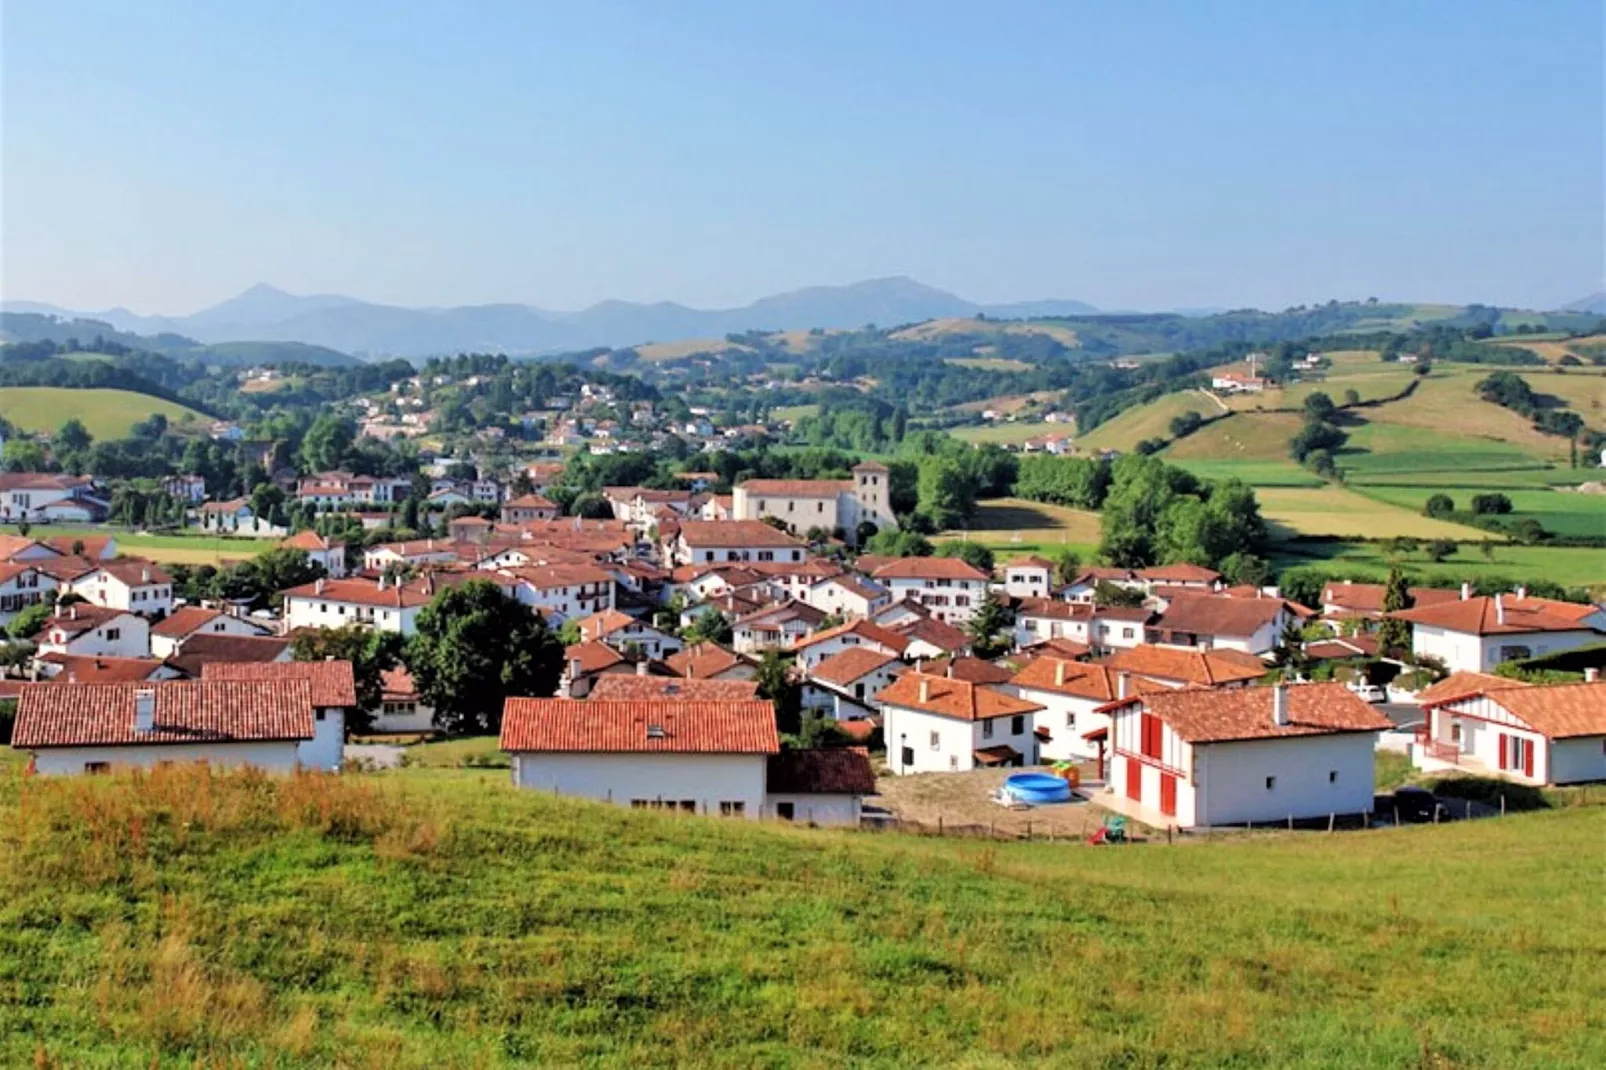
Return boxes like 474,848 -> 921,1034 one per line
1417,670 -> 1524,706
920,656 -> 1013,685
500,698 -> 780,753
809,647 -> 900,687
380,665 -> 419,699
588,676 -> 760,701
1469,682 -> 1606,738
43,604 -> 135,637
872,557 -> 990,581
165,634 -> 290,675
40,653 -> 169,683
737,478 -> 852,497
896,617 -> 971,654
281,530 -> 342,552
766,747 -> 876,794
792,619 -> 910,655
878,672 -> 1042,722
1393,595 -> 1602,636
677,520 -> 804,549
565,641 -> 627,674
1105,645 -> 1266,687
664,642 -> 749,679
13,680 -> 314,748
1112,683 -> 1391,744
578,609 -> 645,641
1155,594 -> 1291,638
150,606 -> 227,638
1017,597 -> 1093,622
1136,563 -> 1221,583
1321,582 -> 1461,614
201,660 -> 357,707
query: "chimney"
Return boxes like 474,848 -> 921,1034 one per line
568,658 -> 582,681
141,568 -> 150,583
1585,667 -> 1599,683
1117,671 -> 1130,700
1461,582 -> 1473,601
1054,660 -> 1067,687
1494,593 -> 1506,626
1272,683 -> 1289,727
377,573 -> 386,591
946,660 -> 954,679
1515,585 -> 1527,600
133,688 -> 155,733
636,659 -> 648,677
70,604 -> 78,620
315,578 -> 326,596
919,676 -> 931,704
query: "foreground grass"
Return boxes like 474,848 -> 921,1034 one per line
1,765 -> 1603,1068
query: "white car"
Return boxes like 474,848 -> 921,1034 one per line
1347,682 -> 1386,703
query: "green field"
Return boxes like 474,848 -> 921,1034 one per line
1168,459 -> 1327,487
1355,486 -> 1606,539
768,404 -> 820,424
2,765 -> 1603,1067
0,525 -> 277,564
1079,390 -> 1220,452
949,420 -> 1065,445
1272,539 -> 1606,588
940,497 -> 1101,555
0,387 -> 211,442
1255,486 -> 1486,539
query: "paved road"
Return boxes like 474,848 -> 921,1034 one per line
1379,702 -> 1423,728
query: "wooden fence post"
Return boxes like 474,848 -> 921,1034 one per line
1328,812 -> 1335,833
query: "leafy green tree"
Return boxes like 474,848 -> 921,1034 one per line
1051,546 -> 1083,584
1,440 -> 48,473
754,649 -> 802,736
1342,389 -> 1361,407
1376,566 -> 1413,655
299,413 -> 356,472
568,493 -> 615,520
1218,551 -> 1272,589
684,610 -> 733,646
966,591 -> 1013,658
56,418 -> 92,453
1422,494 -> 1455,518
1093,581 -> 1146,608
864,529 -> 932,558
915,459 -> 975,531
1302,392 -> 1337,422
1471,493 -> 1513,516
935,540 -> 994,573
6,602 -> 51,640
556,620 -> 583,646
290,624 -> 404,735
1424,539 -> 1457,563
405,579 -> 565,736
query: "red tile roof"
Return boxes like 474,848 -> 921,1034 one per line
1469,682 -> 1606,739
565,641 -> 627,674
578,609 -> 646,641
1137,564 -> 1221,584
1016,597 -> 1092,622
872,557 -> 990,581
150,606 -> 228,638
896,617 -> 971,654
1105,645 -> 1266,687
677,520 -> 803,549
88,559 -> 172,586
1020,637 -> 1093,661
588,676 -> 760,701
1004,555 -> 1056,570
920,656 -> 1013,685
281,530 -> 343,551
664,642 -> 750,679
380,665 -> 419,700
1010,657 -> 1152,702
1393,595 -> 1601,636
1155,594 -> 1291,638
765,747 -> 876,794
737,478 -> 852,497
1417,670 -> 1522,706
13,680 -> 314,748
165,633 -> 291,675
44,604 -> 135,638
201,660 -> 357,707
809,646 -> 900,687
792,619 -> 910,655
1321,582 -> 1461,614
500,699 -> 780,753
1111,683 -> 1391,744
877,672 -> 1043,722
40,653 -> 170,683
1303,636 -> 1381,661
40,534 -> 113,559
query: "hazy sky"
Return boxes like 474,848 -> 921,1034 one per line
2,0 -> 1601,315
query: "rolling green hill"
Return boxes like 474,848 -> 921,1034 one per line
2,765 -> 1602,1067
0,386 -> 211,440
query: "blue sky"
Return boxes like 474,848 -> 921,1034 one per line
2,0 -> 1601,314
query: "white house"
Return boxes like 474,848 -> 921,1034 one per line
1090,606 -> 1154,653
38,605 -> 150,659
1014,598 -> 1093,648
1001,555 -> 1055,599
733,602 -> 826,653
500,697 -> 780,817
280,530 -> 350,578
11,679 -> 315,776
1147,594 -> 1300,656
363,539 -> 463,572
663,642 -> 757,682
1104,683 -> 1390,828
0,473 -> 107,523
880,670 -> 1044,775
201,659 -> 356,772
790,619 -> 910,671
280,575 -> 442,636
197,498 -> 287,537
762,748 -> 877,826
374,666 -> 435,733
870,557 -> 992,626
502,564 -> 616,621
803,646 -> 903,719
1105,645 -> 1266,690
798,573 -> 890,620
0,562 -> 58,626
1393,593 -> 1605,674
730,462 -> 896,546
149,606 -> 272,659
1005,656 -> 1138,763
68,561 -> 173,618
1413,673 -> 1606,786
671,521 -> 807,567
577,609 -> 682,660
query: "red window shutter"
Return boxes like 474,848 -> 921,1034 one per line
1498,734 -> 1508,770
1523,739 -> 1534,778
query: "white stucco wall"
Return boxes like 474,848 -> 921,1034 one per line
1012,687 -> 1108,761
1192,733 -> 1377,827
883,705 -> 1037,774
150,614 -> 269,659
510,751 -> 768,817
297,709 -> 345,771
30,741 -> 303,776
1413,623 -> 1601,674
763,793 -> 861,826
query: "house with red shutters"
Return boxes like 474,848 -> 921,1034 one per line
1413,672 -> 1606,785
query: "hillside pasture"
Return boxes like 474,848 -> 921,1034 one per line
891,317 -> 1081,348
949,420 -> 1067,446
1356,372 -> 1568,457
1255,486 -> 1487,539
0,387 -> 211,442
943,356 -> 1032,372
1493,333 -> 1606,364
1272,539 -> 1606,588
2,765 -> 1604,1067
1337,422 -> 1557,479
1168,459 -> 1327,487
1357,485 -> 1606,540
1515,370 -> 1606,428
1078,391 -> 1221,452
633,338 -> 749,361
0,525 -> 276,564
1163,411 -> 1305,462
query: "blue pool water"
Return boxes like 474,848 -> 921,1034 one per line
1003,772 -> 1074,805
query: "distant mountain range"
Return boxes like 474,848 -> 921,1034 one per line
1561,291 -> 1606,316
3,278 -> 1104,359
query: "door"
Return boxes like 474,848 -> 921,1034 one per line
1523,741 -> 1534,778
1159,773 -> 1177,818
1125,757 -> 1142,801
900,745 -> 914,770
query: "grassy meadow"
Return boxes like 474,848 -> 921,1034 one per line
0,525 -> 278,565
1078,391 -> 1222,453
940,497 -> 1101,556
950,420 -> 1066,446
0,387 -> 212,442
1355,486 -> 1606,540
1271,539 -> 1606,589
1254,486 -> 1486,540
1,764 -> 1602,1068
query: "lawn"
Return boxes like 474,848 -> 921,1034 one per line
0,525 -> 277,564
0,387 -> 212,442
1254,486 -> 1487,539
1271,539 -> 1606,589
940,496 -> 1102,553
399,735 -> 508,769
949,419 -> 1065,446
1355,486 -> 1606,539
2,765 -> 1603,1067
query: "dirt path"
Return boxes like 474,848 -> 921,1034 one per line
869,764 -> 1108,839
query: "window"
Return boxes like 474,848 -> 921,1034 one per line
316,710 -> 327,722
1011,715 -> 1024,735
1140,713 -> 1161,760
84,762 -> 110,775
719,801 -> 746,817
1265,776 -> 1277,791
776,802 -> 795,821
1065,712 -> 1076,729
1328,770 -> 1337,784
854,682 -> 865,700
949,755 -> 958,770
1122,627 -> 1135,640
981,720 -> 994,739
106,628 -> 121,641
929,730 -> 941,751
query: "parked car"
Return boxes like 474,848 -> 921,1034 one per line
1392,786 -> 1447,824
1347,682 -> 1386,703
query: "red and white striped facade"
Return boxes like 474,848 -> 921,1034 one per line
1417,693 -> 1606,786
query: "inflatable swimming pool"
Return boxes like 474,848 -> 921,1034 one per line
1002,772 -> 1074,805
